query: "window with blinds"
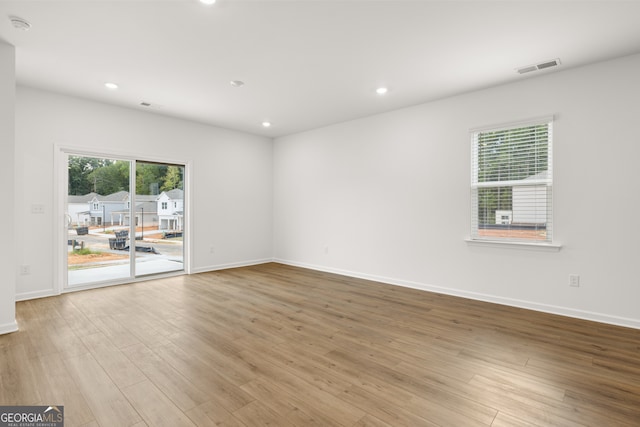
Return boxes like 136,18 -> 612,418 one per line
471,117 -> 553,243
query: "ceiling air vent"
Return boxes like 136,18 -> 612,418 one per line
517,58 -> 561,74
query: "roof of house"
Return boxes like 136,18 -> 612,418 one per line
136,195 -> 158,202
112,199 -> 157,215
73,190 -> 182,205
523,170 -> 550,181
159,188 -> 184,201
68,192 -> 99,203
96,190 -> 129,202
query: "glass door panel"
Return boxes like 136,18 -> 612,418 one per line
134,161 -> 184,276
67,155 -> 132,286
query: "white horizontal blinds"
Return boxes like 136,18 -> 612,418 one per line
471,118 -> 553,242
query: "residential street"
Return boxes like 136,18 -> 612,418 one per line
68,227 -> 183,258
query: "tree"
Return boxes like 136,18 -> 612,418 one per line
68,157 -> 183,197
161,166 -> 183,191
136,163 -> 167,195
68,156 -> 108,195
86,160 -> 129,194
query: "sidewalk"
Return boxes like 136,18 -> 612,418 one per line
67,258 -> 183,286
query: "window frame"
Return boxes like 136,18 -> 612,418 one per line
469,116 -> 557,247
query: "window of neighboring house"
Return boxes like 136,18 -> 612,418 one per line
471,117 -> 553,243
162,202 -> 168,210
93,203 -> 99,210
174,202 -> 177,208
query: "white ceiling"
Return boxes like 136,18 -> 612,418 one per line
1,1 -> 640,138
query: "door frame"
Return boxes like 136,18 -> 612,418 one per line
54,145 -> 191,294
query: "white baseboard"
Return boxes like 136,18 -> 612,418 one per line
0,320 -> 19,335
191,258 -> 274,274
274,258 -> 640,330
16,289 -> 57,302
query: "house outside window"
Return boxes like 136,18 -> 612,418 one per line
161,202 -> 168,210
470,117 -> 553,243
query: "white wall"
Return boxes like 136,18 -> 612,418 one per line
15,86 -> 273,300
0,41 -> 17,333
274,53 -> 640,328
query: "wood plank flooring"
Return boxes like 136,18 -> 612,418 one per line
1,263 -> 639,426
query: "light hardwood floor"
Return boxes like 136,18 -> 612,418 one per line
1,263 -> 639,426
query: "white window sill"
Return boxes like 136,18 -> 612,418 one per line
465,238 -> 562,252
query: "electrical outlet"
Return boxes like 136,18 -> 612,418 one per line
210,246 -> 215,254
569,274 -> 580,287
31,204 -> 45,214
324,245 -> 329,255
20,265 -> 30,275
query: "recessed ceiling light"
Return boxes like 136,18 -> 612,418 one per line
104,82 -> 119,90
9,16 -> 31,31
230,80 -> 245,87
200,0 -> 216,5
262,122 -> 271,128
376,87 -> 388,95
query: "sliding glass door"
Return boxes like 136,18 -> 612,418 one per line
65,153 -> 184,288
134,161 -> 185,277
